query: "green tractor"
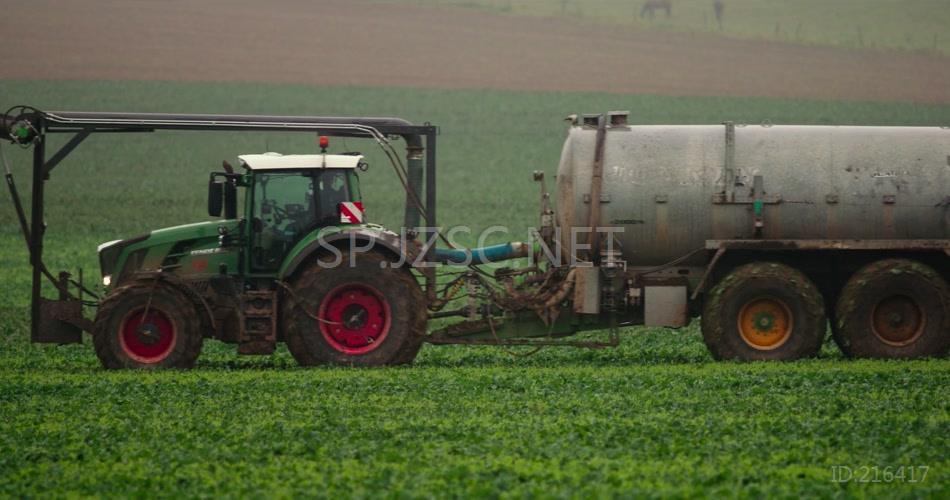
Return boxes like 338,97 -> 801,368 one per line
94,149 -> 428,368
3,110 -> 469,368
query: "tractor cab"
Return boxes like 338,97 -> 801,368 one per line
235,152 -> 366,271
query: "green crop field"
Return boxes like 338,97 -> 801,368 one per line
385,0 -> 950,55
2,340 -> 948,497
1,80 -> 949,497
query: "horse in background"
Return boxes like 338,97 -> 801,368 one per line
640,0 -> 672,19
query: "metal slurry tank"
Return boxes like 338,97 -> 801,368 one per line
556,120 -> 950,265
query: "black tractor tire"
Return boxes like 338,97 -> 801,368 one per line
390,269 -> 428,365
834,259 -> 950,359
702,262 -> 826,361
93,281 -> 203,369
282,250 -> 426,366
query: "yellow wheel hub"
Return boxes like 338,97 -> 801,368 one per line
738,298 -> 793,350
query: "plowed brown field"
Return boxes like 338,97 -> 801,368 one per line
1,0 -> 948,102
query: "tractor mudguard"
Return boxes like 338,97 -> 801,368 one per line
278,229 -> 417,280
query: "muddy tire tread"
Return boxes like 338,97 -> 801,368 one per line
702,262 -> 826,361
93,280 -> 203,369
282,250 -> 426,366
834,258 -> 950,359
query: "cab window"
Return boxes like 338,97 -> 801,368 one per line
251,170 -> 353,271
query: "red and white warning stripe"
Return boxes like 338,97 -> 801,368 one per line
339,201 -> 365,224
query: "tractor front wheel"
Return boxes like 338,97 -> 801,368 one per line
282,250 -> 426,366
93,281 -> 203,369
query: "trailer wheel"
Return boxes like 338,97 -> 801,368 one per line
282,250 -> 426,366
834,259 -> 949,359
93,282 -> 203,369
702,262 -> 826,361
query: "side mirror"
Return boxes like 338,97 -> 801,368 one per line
224,181 -> 238,220
208,181 -> 224,217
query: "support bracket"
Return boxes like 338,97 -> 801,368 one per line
42,129 -> 91,177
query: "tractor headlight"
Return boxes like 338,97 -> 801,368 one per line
96,233 -> 150,286
97,239 -> 123,278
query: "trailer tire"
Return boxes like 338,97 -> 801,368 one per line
282,250 -> 425,366
93,281 -> 203,369
834,259 -> 949,359
702,262 -> 826,361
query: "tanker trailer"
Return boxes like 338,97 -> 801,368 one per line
553,112 -> 949,360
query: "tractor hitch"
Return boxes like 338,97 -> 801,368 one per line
34,271 -> 94,344
36,298 -> 88,344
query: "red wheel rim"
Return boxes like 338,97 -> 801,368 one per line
318,283 -> 391,355
119,308 -> 177,364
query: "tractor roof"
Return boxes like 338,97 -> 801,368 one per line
238,153 -> 363,170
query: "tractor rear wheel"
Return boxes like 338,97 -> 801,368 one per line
282,250 -> 426,366
702,262 -> 826,361
834,259 -> 949,359
93,281 -> 203,369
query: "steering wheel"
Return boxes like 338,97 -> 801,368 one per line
266,201 -> 288,224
